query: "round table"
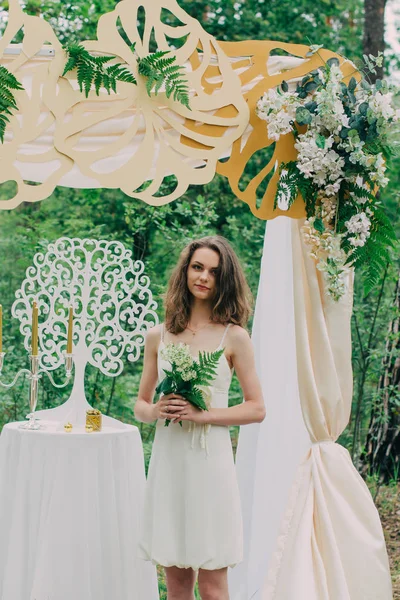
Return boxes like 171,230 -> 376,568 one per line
0,421 -> 159,600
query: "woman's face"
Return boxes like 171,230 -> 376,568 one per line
187,247 -> 220,301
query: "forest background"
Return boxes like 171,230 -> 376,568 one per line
0,0 -> 399,596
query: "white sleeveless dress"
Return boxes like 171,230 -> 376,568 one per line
137,324 -> 243,571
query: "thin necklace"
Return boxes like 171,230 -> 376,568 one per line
186,321 -> 211,337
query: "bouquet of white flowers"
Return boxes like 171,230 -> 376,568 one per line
256,47 -> 399,300
156,342 -> 224,427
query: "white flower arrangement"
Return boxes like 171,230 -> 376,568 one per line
256,49 -> 399,299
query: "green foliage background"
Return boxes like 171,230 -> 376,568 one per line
0,1 -> 399,596
0,0 -> 398,478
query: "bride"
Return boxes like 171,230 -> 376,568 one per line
134,235 -> 265,600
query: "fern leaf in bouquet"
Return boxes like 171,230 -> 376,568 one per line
156,371 -> 176,396
195,349 -> 225,386
184,386 -> 209,412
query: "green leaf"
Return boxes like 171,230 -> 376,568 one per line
301,75 -> 311,87
314,217 -> 325,233
348,128 -> 360,141
348,77 -> 357,92
316,134 -> 326,149
361,79 -> 371,91
62,42 -> 137,98
305,100 -> 318,113
155,373 -> 176,395
327,57 -> 340,68
308,44 -> 324,55
185,387 -> 208,411
0,66 -> 23,143
281,80 -> 289,92
273,161 -> 318,216
195,348 -> 224,386
304,81 -> 318,94
273,161 -> 303,211
137,51 -> 191,109
295,106 -> 312,125
344,207 -> 396,295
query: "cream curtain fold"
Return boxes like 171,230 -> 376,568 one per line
231,217 -> 392,600
262,219 -> 392,600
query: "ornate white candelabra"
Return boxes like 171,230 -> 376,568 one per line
0,350 -> 74,429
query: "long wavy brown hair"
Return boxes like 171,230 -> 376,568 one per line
164,236 -> 253,334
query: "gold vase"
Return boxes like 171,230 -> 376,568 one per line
86,408 -> 102,432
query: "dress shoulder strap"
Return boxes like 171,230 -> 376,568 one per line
161,323 -> 165,343
218,323 -> 231,349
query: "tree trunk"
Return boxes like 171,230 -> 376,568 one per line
351,266 -> 389,465
363,0 -> 387,81
362,271 -> 400,482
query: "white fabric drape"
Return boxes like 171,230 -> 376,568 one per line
229,217 -> 311,599
230,217 -> 392,600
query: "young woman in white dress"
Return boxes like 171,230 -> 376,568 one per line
134,235 -> 265,600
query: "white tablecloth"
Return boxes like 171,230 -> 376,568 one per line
0,421 -> 159,600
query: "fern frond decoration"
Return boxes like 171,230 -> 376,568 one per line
274,161 -> 318,216
0,66 -> 24,143
274,162 -> 298,210
137,51 -> 191,110
62,42 -> 136,98
346,207 -> 396,295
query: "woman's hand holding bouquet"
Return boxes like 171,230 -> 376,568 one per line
156,342 -> 224,427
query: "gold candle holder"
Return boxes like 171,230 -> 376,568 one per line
86,408 -> 102,432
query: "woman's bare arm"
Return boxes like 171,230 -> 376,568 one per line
204,326 -> 265,426
133,326 -> 161,424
